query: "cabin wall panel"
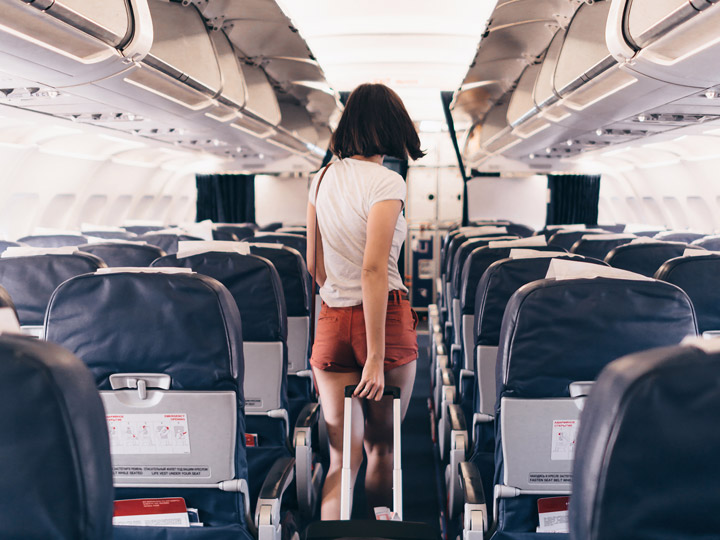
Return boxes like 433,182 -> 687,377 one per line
256,174 -> 309,227
466,175 -> 547,230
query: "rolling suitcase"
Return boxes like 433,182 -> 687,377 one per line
304,385 -> 439,540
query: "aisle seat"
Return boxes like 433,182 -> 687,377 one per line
654,230 -> 705,243
253,233 -> 307,262
691,234 -> 720,251
457,260 -> 697,536
605,239 -> 696,277
44,269 -> 294,539
152,243 -> 322,517
0,334 -> 113,540
123,224 -> 165,235
0,249 -> 105,337
655,252 -> 720,334
547,229 -> 608,251
569,233 -> 636,260
0,240 -> 24,253
78,242 -> 166,267
569,340 -> 720,540
82,230 -> 138,240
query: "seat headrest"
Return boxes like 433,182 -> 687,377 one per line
570,341 -> 720,539
44,272 -> 243,391
0,335 -> 113,539
252,233 -> 307,260
152,252 -> 287,342
77,242 -> 166,267
487,236 -> 547,248
138,233 -> 203,254
17,234 -> 88,248
0,253 -> 105,325
247,244 -> 310,316
498,277 -> 697,399
606,241 -> 690,277
474,255 -> 605,345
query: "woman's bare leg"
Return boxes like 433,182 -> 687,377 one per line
362,361 -> 416,513
313,367 -> 363,519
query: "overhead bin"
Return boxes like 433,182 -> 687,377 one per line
206,30 -> 247,121
0,0 -> 151,87
507,64 -> 542,128
231,63 -> 281,137
607,0 -> 720,88
123,0 -> 221,111
479,100 -> 519,155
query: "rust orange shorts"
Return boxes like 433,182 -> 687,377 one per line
310,290 -> 419,373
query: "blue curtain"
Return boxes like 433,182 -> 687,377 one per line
546,174 -> 601,226
196,174 -> 255,223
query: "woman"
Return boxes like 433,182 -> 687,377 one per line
307,83 -> 425,519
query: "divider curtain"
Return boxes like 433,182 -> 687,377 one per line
546,174 -> 601,226
195,173 -> 255,223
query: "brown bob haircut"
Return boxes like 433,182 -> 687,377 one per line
330,83 -> 425,161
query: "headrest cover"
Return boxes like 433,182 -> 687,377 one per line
546,224 -> 587,231
509,249 -> 569,259
498,277 -> 697,399
488,236 -> 547,248
176,240 -> 251,259
581,233 -> 636,241
570,344 -> 720,539
463,226 -> 508,236
630,236 -> 662,244
683,248 -> 716,257
45,272 -> 243,391
0,254 -> 104,325
152,252 -> 287,342
546,259 -> 650,281
0,335 -> 113,539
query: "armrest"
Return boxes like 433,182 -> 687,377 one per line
256,456 -> 296,535
447,403 -> 467,432
440,366 -> 455,388
459,462 -> 488,535
259,456 -> 296,500
459,462 -> 486,505
294,402 -> 320,430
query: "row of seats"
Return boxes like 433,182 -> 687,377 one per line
431,221 -> 720,539
0,226 -> 321,538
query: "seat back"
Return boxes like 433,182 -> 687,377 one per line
0,240 -> 23,253
152,250 -> 289,419
569,233 -> 636,259
570,341 -> 720,540
253,232 -> 307,261
547,229 -> 608,251
605,240 -> 690,276
18,234 -> 88,247
0,252 -> 105,334
123,225 -> 165,235
493,269 -> 697,533
138,233 -> 203,254
654,230 -> 705,243
215,224 -> 257,241
692,234 -> 720,250
44,270 -> 252,529
656,253 -> 720,334
82,230 -> 138,240
0,334 -> 113,540
78,242 -> 166,267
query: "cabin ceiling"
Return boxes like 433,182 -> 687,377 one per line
274,0 -> 497,123
0,0 -> 345,173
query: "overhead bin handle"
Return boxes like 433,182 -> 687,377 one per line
605,0 -> 636,61
121,0 -> 153,62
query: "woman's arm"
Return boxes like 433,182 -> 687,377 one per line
306,202 -> 327,287
354,199 -> 403,401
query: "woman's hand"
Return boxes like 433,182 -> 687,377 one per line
354,358 -> 385,401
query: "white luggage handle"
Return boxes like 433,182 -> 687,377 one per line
341,385 -> 403,521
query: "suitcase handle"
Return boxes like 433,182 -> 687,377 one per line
344,385 -> 401,399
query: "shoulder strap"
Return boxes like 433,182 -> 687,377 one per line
309,163 -> 332,346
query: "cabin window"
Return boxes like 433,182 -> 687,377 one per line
152,195 -> 173,222
106,195 -> 133,225
78,195 -> 108,226
128,195 -> 155,220
686,196 -> 715,231
641,197 -> 666,227
39,194 -> 76,228
662,196 -> 688,229
625,197 -> 646,223
0,193 -> 40,239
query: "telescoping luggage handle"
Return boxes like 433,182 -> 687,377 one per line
341,385 -> 403,521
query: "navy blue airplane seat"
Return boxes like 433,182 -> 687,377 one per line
260,222 -> 283,232
123,225 -> 165,235
276,227 -> 307,237
445,230 -> 511,285
654,230 -> 705,243
595,224 -> 626,233
18,234 -> 88,247
655,253 -> 720,334
605,241 -> 693,277
216,225 -> 256,240
0,252 -> 105,329
212,229 -> 240,241
691,234 -> 720,250
504,224 -> 534,238
570,342 -> 720,540
78,242 -> 166,267
44,271 -> 260,539
450,237 -> 519,303
83,230 -> 138,240
138,233 -> 203,255
0,334 -> 113,540
490,274 -> 697,535
547,229 -> 609,251
569,234 -> 636,259
0,284 -> 17,318
253,232 -> 307,261
0,240 -> 24,253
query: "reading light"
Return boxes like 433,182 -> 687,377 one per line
705,90 -> 719,100
595,128 -> 604,136
529,153 -> 535,159
637,114 -> 647,122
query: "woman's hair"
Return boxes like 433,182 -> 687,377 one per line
330,83 -> 425,161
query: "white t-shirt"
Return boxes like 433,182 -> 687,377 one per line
309,158 -> 408,307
